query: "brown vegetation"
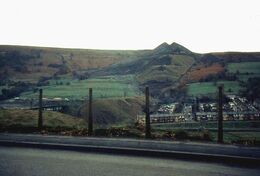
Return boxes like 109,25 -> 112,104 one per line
187,63 -> 224,82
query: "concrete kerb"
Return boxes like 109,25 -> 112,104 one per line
0,137 -> 260,168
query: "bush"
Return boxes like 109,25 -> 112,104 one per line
174,129 -> 189,140
202,130 -> 212,141
94,127 -> 142,138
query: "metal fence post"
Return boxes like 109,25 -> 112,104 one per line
88,88 -> 93,136
218,85 -> 224,143
38,89 -> 43,130
145,87 -> 151,138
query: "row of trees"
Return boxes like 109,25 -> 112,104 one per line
0,82 -> 33,100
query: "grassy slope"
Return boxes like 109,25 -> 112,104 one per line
80,96 -> 145,127
137,54 -> 194,84
0,109 -> 86,130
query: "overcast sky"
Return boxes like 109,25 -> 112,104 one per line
0,0 -> 259,53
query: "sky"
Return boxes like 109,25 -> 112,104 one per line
0,0 -> 259,53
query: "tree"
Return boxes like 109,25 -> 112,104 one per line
240,77 -> 260,103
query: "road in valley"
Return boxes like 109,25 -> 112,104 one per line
0,146 -> 259,176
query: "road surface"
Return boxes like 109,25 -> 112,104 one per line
0,146 -> 259,176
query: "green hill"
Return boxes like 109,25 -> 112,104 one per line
79,96 -> 144,127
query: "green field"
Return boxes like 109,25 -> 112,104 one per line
227,62 -> 260,82
187,62 -> 260,96
187,81 -> 240,96
227,62 -> 260,74
20,75 -> 142,100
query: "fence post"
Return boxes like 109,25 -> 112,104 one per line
88,88 -> 93,136
218,85 -> 223,143
145,87 -> 151,138
30,99 -> 33,109
38,89 -> 43,130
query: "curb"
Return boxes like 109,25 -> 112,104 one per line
0,139 -> 259,167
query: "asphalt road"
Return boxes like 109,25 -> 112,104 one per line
0,146 -> 259,176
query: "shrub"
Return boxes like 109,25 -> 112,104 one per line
202,130 -> 212,141
174,129 -> 189,140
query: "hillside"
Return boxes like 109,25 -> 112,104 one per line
1,43 -> 260,101
96,42 -> 197,98
0,45 -> 147,83
1,42 -> 260,126
79,96 -> 144,127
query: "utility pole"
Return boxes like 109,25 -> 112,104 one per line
38,89 -> 43,130
218,85 -> 224,143
145,87 -> 151,138
88,88 -> 93,136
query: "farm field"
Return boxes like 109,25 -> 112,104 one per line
187,81 -> 240,96
227,62 -> 260,74
20,75 -> 142,100
227,62 -> 260,82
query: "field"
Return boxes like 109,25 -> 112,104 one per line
226,62 -> 260,83
186,62 -> 260,96
187,81 -> 240,96
20,75 -> 142,100
227,62 -> 260,74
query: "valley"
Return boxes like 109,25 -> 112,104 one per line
0,42 -> 260,128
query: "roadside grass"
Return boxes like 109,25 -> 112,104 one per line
20,75 -> 142,100
152,121 -> 260,145
152,121 -> 260,130
1,109 -> 259,145
0,109 -> 86,132
187,81 -> 240,96
211,132 -> 260,145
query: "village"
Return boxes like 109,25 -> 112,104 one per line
148,95 -> 260,123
